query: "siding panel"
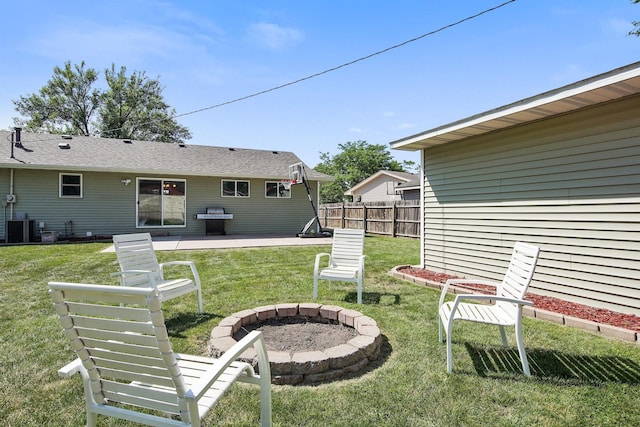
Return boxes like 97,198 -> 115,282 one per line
421,95 -> 640,315
0,171 -> 319,239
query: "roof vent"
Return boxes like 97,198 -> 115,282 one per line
228,147 -> 236,151
58,142 -> 71,149
123,139 -> 132,144
178,142 -> 186,147
61,135 -> 73,140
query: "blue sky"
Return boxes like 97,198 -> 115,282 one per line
1,0 -> 638,168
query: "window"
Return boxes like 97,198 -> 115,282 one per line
387,181 -> 399,195
222,180 -> 250,197
59,173 -> 83,198
265,181 -> 291,198
137,178 -> 186,227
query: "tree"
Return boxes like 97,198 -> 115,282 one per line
630,0 -> 640,36
13,61 -> 101,135
314,140 -> 415,203
13,61 -> 191,143
98,65 -> 191,142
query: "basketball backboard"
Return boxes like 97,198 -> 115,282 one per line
288,162 -> 305,184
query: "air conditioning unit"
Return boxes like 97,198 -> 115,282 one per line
6,194 -> 16,203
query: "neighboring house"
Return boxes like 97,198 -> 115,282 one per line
344,170 -> 417,202
0,131 -> 332,241
394,178 -> 420,201
391,62 -> 640,316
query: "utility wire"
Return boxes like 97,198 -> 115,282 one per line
173,0 -> 516,119
11,0 -> 516,142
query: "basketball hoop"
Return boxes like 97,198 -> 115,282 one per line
289,163 -> 305,184
279,179 -> 296,190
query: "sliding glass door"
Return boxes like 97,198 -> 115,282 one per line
137,178 -> 186,227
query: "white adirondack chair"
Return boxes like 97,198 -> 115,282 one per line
49,281 -> 272,427
313,228 -> 366,304
112,233 -> 203,313
438,241 -> 540,376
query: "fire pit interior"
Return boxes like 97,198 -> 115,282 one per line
208,303 -> 382,385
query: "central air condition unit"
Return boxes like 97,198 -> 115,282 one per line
6,194 -> 16,203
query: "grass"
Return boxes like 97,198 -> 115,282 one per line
1,235 -> 640,426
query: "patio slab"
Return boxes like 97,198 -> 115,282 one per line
102,233 -> 332,252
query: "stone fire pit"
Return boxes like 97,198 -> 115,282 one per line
208,303 -> 382,385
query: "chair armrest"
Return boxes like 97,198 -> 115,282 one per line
188,331 -> 270,401
314,253 -> 331,273
452,294 -> 533,306
58,358 -> 83,378
158,261 -> 201,286
446,294 -> 533,321
438,279 -> 499,307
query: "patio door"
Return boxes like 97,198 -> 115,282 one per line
137,178 -> 186,227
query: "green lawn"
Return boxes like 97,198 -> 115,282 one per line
1,235 -> 639,426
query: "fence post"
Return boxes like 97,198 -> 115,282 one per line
362,204 -> 367,232
392,201 -> 397,237
341,203 -> 345,228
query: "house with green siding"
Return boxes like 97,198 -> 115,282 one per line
391,62 -> 640,316
0,131 -> 332,241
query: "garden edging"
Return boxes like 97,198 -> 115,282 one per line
390,265 -> 639,344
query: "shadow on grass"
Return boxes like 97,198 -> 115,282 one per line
164,312 -> 220,338
464,343 -> 640,384
344,291 -> 401,305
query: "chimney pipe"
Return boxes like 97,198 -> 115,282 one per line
14,127 -> 22,148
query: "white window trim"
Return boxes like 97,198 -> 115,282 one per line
221,179 -> 250,198
59,173 -> 83,198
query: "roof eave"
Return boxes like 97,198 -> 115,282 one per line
0,162 -> 335,182
391,61 -> 640,151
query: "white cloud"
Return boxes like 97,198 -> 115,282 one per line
349,127 -> 363,133
30,23 -> 192,66
245,23 -> 304,50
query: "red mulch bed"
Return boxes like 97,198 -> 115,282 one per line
398,266 -> 640,333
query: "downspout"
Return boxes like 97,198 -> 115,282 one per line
419,151 -> 425,269
9,168 -> 14,220
8,127 -> 21,221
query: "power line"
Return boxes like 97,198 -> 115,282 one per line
11,0 -> 516,142
173,0 -> 517,120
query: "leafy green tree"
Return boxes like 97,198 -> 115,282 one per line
13,61 -> 191,143
99,65 -> 191,142
630,0 -> 640,36
13,61 -> 101,135
314,140 -> 415,203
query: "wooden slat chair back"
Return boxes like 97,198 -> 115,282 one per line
49,282 -> 271,427
112,233 -> 203,313
438,242 -> 540,376
313,228 -> 366,304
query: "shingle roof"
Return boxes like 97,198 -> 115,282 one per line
0,131 -> 332,181
395,178 -> 420,190
344,170 -> 417,195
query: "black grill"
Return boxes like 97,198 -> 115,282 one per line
195,207 -> 233,235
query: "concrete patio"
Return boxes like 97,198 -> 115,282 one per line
101,233 -> 333,252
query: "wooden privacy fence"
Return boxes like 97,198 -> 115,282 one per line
318,201 -> 420,238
